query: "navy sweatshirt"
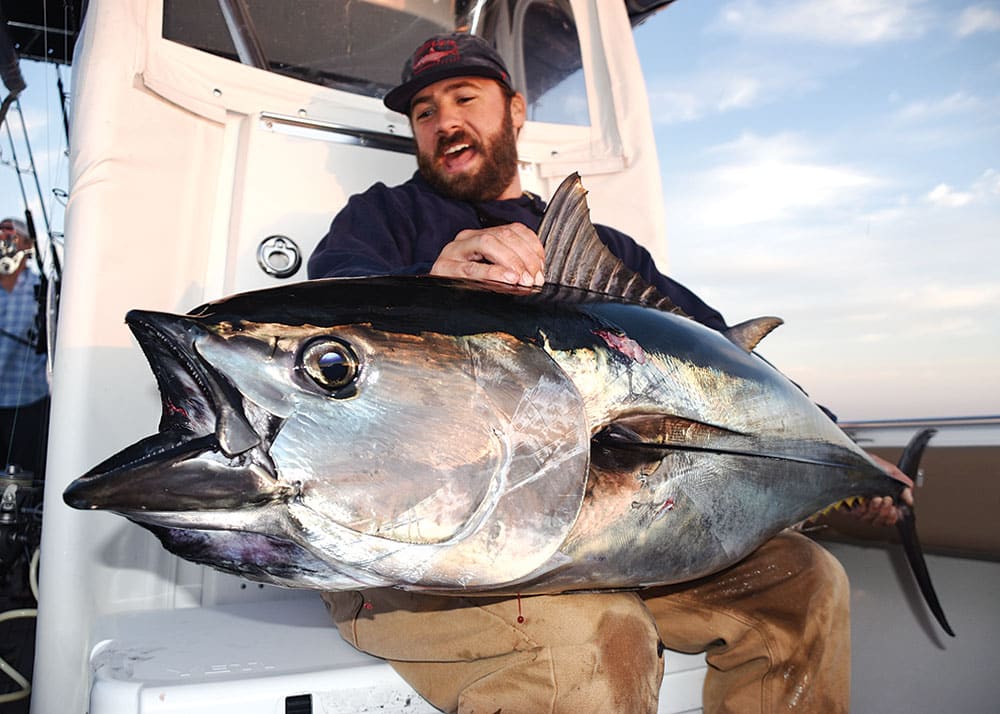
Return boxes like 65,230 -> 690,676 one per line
308,171 -> 728,332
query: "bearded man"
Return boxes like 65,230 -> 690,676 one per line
307,33 -> 726,325
308,33 -> 905,714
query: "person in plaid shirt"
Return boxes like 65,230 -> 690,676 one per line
0,217 -> 49,478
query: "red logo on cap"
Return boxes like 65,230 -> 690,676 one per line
412,39 -> 461,74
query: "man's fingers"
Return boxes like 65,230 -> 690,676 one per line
432,224 -> 545,285
845,494 -> 904,527
466,224 -> 544,282
434,259 -> 530,285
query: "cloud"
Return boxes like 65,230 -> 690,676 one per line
956,4 -> 1000,37
648,78 -> 761,125
717,76 -> 763,111
974,168 -> 1000,195
925,169 -> 1000,207
715,0 -> 933,45
843,281 -> 1000,328
927,183 -> 974,207
668,132 -> 878,226
647,63 -> 810,125
648,89 -> 706,125
893,91 -> 986,122
710,161 -> 873,224
914,282 -> 1000,311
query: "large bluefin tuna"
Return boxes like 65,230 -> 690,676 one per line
64,174 -> 952,635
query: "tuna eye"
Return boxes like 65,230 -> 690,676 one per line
301,339 -> 359,392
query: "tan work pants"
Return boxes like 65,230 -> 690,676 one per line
322,531 -> 850,714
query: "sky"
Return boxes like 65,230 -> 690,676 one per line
2,1 -> 998,422
633,0 -> 1000,420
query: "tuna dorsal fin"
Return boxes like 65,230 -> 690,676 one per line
724,316 -> 784,352
538,173 -> 685,314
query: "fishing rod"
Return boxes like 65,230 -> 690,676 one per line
11,101 -> 59,279
55,65 -> 70,146
0,327 -> 35,349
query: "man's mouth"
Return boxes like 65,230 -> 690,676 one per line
436,135 -> 480,172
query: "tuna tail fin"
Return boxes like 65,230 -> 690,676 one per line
894,428 -> 955,637
538,173 -> 685,314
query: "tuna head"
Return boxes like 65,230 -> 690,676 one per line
63,286 -> 592,590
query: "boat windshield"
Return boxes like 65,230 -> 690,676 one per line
162,0 -> 589,125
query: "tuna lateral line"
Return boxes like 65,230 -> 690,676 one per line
595,432 -> 855,470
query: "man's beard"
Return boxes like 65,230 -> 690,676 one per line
417,104 -> 519,202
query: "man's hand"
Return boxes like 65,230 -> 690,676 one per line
430,223 -> 545,286
848,453 -> 915,528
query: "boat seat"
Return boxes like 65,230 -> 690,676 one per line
88,595 -> 707,714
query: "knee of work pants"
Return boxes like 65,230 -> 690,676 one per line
321,588 -> 664,714
642,531 -> 851,714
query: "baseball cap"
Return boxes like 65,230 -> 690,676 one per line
0,218 -> 29,239
383,33 -> 513,115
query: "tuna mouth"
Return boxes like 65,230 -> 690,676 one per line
63,310 -> 286,512
131,309 -> 265,457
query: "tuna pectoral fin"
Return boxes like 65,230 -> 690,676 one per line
894,427 -> 954,637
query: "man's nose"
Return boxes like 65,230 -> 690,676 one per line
434,102 -> 463,134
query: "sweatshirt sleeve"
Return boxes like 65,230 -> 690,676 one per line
307,184 -> 432,278
594,225 -> 729,332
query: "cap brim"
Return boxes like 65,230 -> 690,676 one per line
383,66 -> 510,115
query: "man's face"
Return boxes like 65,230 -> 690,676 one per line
0,222 -> 31,275
0,222 -> 29,252
410,77 -> 526,202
